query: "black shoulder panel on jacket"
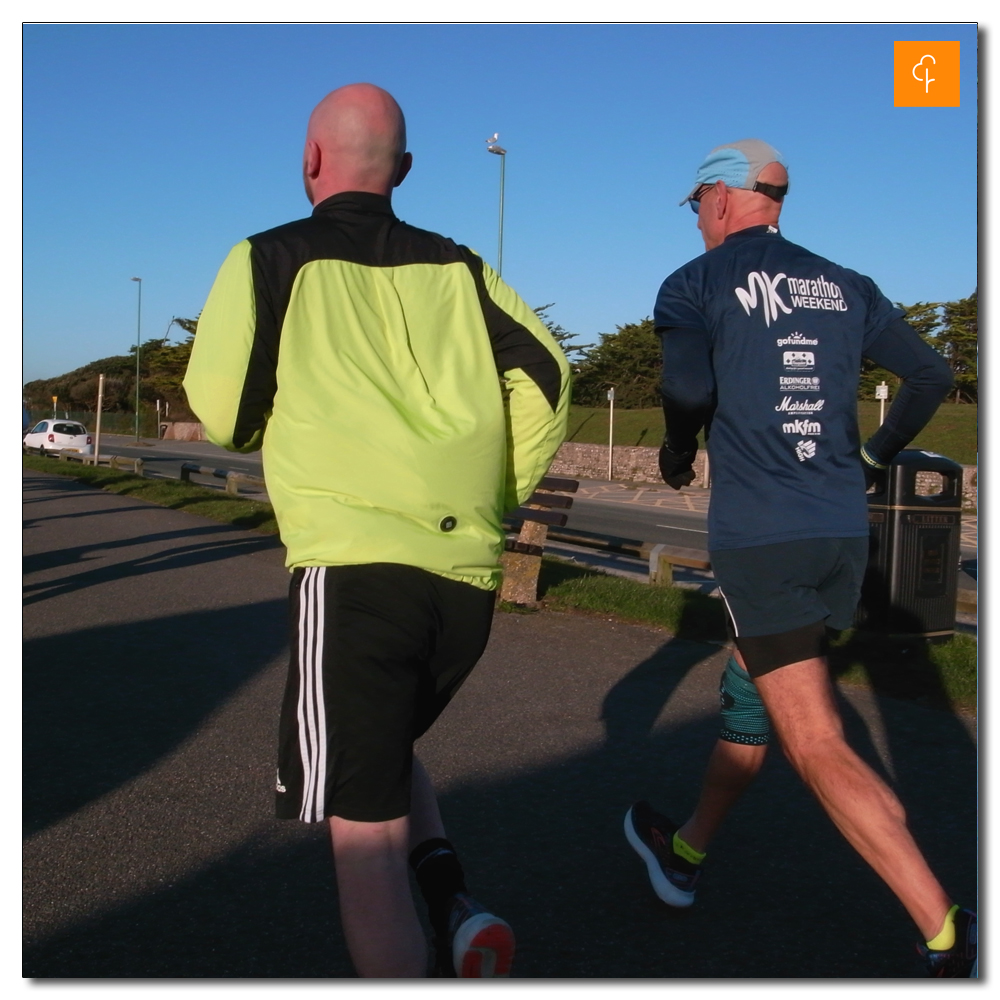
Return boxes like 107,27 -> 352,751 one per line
231,207 -> 471,448
460,250 -> 562,411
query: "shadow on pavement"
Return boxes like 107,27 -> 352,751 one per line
23,683 -> 975,977
22,478 -> 976,978
23,833 -> 353,979
23,531 -> 280,607
23,601 -> 287,837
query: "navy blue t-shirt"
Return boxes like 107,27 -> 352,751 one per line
654,225 -> 902,551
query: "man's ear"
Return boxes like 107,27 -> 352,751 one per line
714,180 -> 728,219
394,151 -> 413,188
303,139 -> 322,180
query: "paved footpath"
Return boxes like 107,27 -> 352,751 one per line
23,469 -> 978,979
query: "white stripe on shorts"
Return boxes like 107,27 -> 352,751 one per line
296,566 -> 328,822
717,586 -> 739,637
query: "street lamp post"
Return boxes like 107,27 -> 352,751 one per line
485,133 -> 507,277
131,277 -> 143,440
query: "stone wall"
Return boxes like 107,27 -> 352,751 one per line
160,422 -> 208,442
550,441 -> 976,510
549,441 -> 710,488
963,466 -> 978,511
151,423 -> 976,510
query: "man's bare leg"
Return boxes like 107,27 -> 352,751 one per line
328,757 -> 444,978
753,655 -> 953,940
409,756 -> 446,848
678,739 -> 767,853
329,813 -> 426,977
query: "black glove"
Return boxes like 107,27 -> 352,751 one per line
659,443 -> 697,490
860,444 -> 887,493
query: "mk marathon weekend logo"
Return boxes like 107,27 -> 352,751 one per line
735,272 -> 847,326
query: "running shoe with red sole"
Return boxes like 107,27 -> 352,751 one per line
440,893 -> 515,977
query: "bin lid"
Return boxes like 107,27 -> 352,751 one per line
889,449 -> 964,473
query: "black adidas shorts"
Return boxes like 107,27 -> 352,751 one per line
276,563 -> 496,824
711,536 -> 868,678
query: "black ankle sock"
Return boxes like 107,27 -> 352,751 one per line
409,838 -> 467,934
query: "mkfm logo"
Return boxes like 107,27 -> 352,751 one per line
735,271 -> 792,327
782,419 -> 822,435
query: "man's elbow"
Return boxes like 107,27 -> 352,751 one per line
921,355 -> 955,399
660,381 -> 713,414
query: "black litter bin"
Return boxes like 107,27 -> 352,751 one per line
856,449 -> 964,639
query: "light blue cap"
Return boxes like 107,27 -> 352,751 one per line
679,139 -> 787,206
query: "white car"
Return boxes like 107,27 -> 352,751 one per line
23,420 -> 94,456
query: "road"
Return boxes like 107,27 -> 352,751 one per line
92,433 -> 978,596
94,434 -> 710,545
22,469 -> 979,978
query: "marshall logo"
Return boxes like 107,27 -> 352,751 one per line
783,350 -> 815,370
776,397 -> 825,412
782,419 -> 822,435
776,332 -> 819,347
735,271 -> 792,327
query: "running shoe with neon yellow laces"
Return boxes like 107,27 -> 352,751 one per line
917,908 -> 978,977
624,801 -> 702,908
432,893 -> 515,977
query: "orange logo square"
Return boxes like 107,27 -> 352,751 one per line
894,41 -> 960,107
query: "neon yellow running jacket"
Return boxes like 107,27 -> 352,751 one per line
183,192 -> 571,590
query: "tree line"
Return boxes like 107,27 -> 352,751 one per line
23,318 -> 199,419
23,292 -> 976,418
552,292 -> 978,409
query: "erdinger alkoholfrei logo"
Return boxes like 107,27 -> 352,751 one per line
780,376 -> 821,391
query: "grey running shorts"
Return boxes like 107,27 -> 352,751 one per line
711,536 -> 868,677
276,563 -> 495,824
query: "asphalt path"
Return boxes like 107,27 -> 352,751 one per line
23,469 -> 978,978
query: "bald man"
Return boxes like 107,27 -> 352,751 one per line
623,140 -> 976,976
184,84 -> 570,978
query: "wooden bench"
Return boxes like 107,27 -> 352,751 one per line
500,475 -> 579,605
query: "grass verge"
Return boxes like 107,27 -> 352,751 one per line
26,454 -> 975,712
518,557 -> 976,713
23,453 -> 278,534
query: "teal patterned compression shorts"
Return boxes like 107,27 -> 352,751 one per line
719,656 -> 770,745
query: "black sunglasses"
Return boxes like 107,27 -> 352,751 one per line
690,179 -> 788,214
688,184 -> 713,214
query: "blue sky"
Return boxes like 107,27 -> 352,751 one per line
22,22 -> 978,383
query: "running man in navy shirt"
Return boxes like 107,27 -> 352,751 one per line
623,140 -> 975,976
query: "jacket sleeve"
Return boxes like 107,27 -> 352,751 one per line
463,251 -> 572,510
182,241 -> 267,453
